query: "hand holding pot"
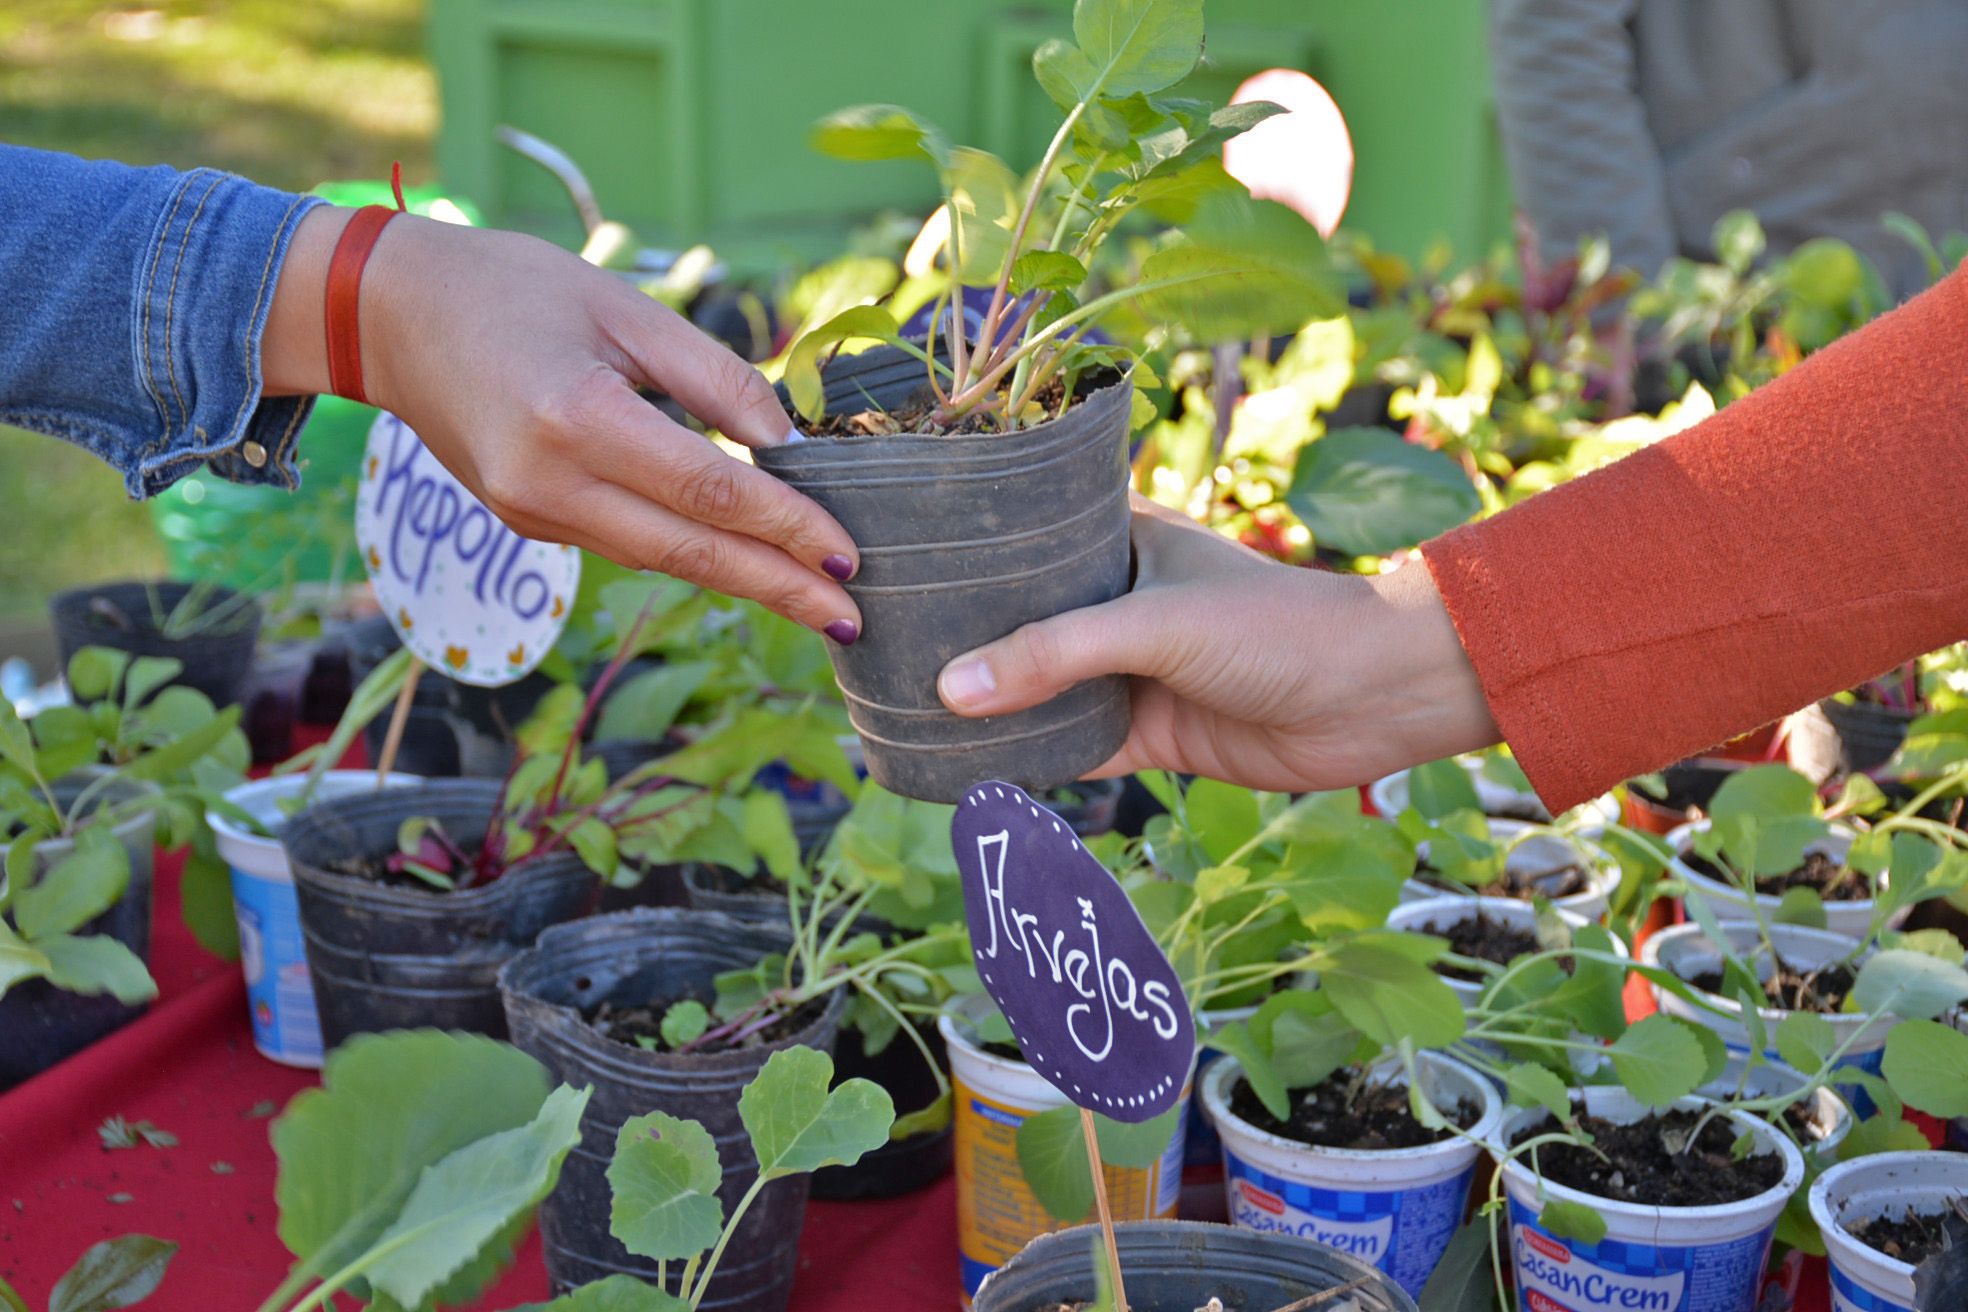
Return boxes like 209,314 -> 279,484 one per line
935,497 -> 1500,793
264,210 -> 862,640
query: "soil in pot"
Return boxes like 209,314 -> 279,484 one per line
1420,911 -> 1566,982
1508,1107 -> 1786,1206
584,994 -> 828,1055
1685,850 -> 1870,902
1415,858 -> 1590,902
1687,956 -> 1857,1012
1225,1068 -> 1479,1152
1849,1201 -> 1965,1265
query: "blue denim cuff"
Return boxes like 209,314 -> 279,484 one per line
127,170 -> 324,497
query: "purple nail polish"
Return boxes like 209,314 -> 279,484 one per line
822,554 -> 855,582
824,619 -> 859,646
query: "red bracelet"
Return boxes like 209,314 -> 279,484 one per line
323,164 -> 408,405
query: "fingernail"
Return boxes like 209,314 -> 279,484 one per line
782,424 -> 806,446
821,554 -> 855,582
940,656 -> 997,709
824,619 -> 859,646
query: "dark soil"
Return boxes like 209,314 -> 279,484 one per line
1685,850 -> 1870,902
1687,957 -> 1856,1013
1228,1068 -> 1478,1151
1509,1107 -> 1785,1207
1422,911 -> 1570,982
1851,1203 -> 1961,1265
1416,858 -> 1592,902
806,367 -> 1120,439
585,994 -> 828,1054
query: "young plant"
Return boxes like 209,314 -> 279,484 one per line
0,1236 -> 176,1312
595,1046 -> 894,1310
789,0 -> 1340,434
0,646 -> 249,1002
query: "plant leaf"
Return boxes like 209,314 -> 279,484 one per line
1321,941 -> 1465,1049
1014,1104 -> 1179,1221
1852,949 -> 1968,1021
364,1084 -> 590,1309
1135,189 -> 1342,340
1415,1217 -> 1494,1312
1539,1199 -> 1608,1246
272,1031 -> 556,1295
809,104 -> 949,166
1504,1063 -> 1571,1119
1775,1012 -> 1837,1077
508,1275 -> 691,1312
0,921 -> 52,999
1286,428 -> 1481,556
782,306 -> 903,423
739,1046 -> 895,1179
594,662 -> 715,745
1607,1015 -> 1705,1107
659,1000 -> 711,1049
16,828 -> 130,941
38,934 -> 156,1004
1072,0 -> 1204,98
1883,1020 -> 1968,1118
606,1111 -> 724,1262
1405,759 -> 1483,820
48,1235 -> 176,1312
1010,250 -> 1089,296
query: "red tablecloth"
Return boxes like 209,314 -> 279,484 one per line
0,844 -> 957,1311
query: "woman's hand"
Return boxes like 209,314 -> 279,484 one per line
935,496 -> 1502,792
264,209 -> 861,642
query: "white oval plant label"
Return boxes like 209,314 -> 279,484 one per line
356,412 -> 578,687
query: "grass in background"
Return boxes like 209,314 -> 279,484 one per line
0,0 -> 432,618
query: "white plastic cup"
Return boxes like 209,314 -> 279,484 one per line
1387,895 -> 1604,1008
1399,819 -> 1620,922
1643,921 -> 1895,1109
1496,1087 -> 1804,1312
1666,820 -> 1903,938
1369,761 -> 1620,828
939,995 -> 1189,1308
207,771 -> 418,1067
1810,1151 -> 1968,1312
1698,1052 -> 1852,1167
1202,1052 -> 1499,1298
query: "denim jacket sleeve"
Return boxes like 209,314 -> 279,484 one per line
0,145 -> 324,497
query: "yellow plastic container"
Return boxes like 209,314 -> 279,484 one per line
940,997 -> 1186,1307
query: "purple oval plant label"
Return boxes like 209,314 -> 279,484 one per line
953,781 -> 1195,1123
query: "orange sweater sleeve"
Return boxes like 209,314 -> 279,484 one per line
1421,265 -> 1968,813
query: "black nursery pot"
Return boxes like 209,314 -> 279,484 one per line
282,780 -> 597,1048
973,1221 -> 1417,1312
0,775 -> 158,1088
498,909 -> 844,1312
807,1016 -> 952,1202
50,579 -> 261,710
756,350 -> 1134,804
1790,697 -> 1918,783
343,615 -> 555,778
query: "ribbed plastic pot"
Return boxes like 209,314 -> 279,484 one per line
282,781 -> 598,1047
49,579 -> 261,710
1789,699 -> 1916,783
498,909 -> 843,1312
0,773 -> 158,1088
756,350 -> 1134,803
972,1221 -> 1417,1312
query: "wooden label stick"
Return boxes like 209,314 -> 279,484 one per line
1080,1106 -> 1129,1312
373,657 -> 423,786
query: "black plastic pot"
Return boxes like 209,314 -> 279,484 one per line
283,781 -> 598,1047
756,349 -> 1133,803
499,909 -> 844,1312
0,774 -> 159,1088
50,579 -> 261,710
343,615 -> 555,778
1790,698 -> 1918,783
973,1221 -> 1417,1312
808,1017 -> 952,1201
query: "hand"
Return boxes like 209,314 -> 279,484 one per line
934,496 -> 1501,792
264,209 -> 861,641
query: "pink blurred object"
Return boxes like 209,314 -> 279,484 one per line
1223,68 -> 1354,237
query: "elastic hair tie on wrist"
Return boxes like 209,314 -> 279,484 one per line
323,161 -> 409,405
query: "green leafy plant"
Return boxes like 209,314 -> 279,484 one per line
789,0 -> 1340,434
0,1236 -> 176,1312
0,647 -> 249,1001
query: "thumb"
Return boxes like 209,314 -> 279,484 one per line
937,592 -> 1171,717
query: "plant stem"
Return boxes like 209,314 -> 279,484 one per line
688,1174 -> 773,1308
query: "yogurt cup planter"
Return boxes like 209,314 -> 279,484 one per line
1643,921 -> 1894,1081
756,355 -> 1133,804
1200,1052 -> 1500,1298
1402,819 -> 1620,922
1667,819 -> 1900,937
940,994 -> 1188,1306
282,780 -> 599,1048
1370,760 -> 1618,827
206,770 -> 418,1067
971,1220 -> 1417,1312
1698,1052 -> 1852,1167
1387,894 -> 1607,1008
1810,1151 -> 1968,1312
1496,1088 -> 1805,1312
499,909 -> 843,1311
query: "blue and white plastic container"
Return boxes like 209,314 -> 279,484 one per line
1810,1151 -> 1968,1312
1201,1051 -> 1500,1298
1497,1087 -> 1803,1312
207,771 -> 416,1067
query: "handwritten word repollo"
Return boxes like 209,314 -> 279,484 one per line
371,417 -> 553,622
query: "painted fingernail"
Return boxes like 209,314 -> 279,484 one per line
824,619 -> 859,646
940,657 -> 997,709
821,554 -> 855,581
